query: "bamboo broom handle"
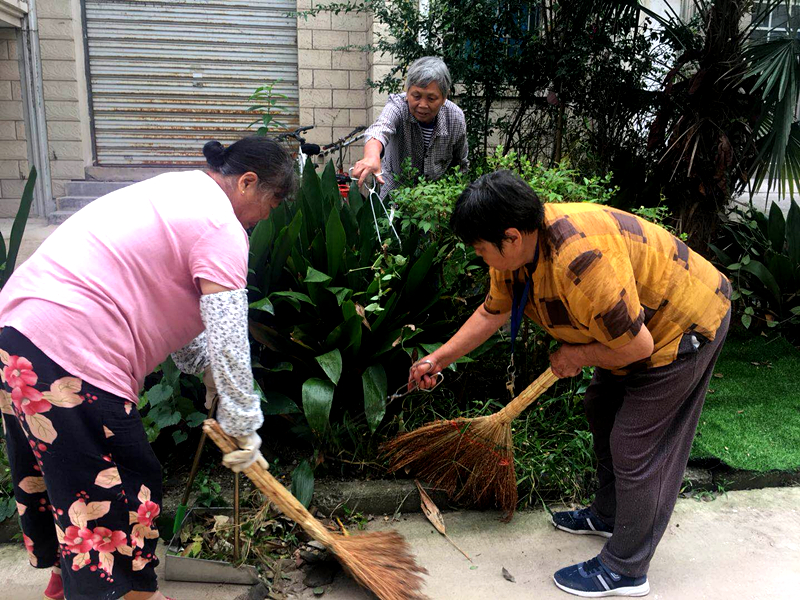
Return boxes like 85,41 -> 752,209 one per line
202,420 -> 333,544
494,367 -> 560,425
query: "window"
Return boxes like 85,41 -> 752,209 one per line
750,1 -> 800,42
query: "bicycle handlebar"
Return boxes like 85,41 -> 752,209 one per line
275,125 -> 315,142
319,134 -> 364,157
321,125 -> 367,151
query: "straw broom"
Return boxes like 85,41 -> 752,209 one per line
203,419 -> 428,600
381,367 -> 559,521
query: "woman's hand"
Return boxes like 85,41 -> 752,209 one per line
352,138 -> 385,187
352,156 -> 384,187
221,432 -> 269,473
408,355 -> 443,390
549,344 -> 585,379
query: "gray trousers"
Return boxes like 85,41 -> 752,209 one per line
584,309 -> 731,577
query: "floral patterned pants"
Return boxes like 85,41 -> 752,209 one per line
0,327 -> 163,600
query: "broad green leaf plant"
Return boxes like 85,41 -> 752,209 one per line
247,160 -> 448,453
710,199 -> 800,339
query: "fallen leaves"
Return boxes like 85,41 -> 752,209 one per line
415,480 -> 471,562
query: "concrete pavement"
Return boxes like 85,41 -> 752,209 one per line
0,543 -> 252,600
1,487 -> 797,599
301,487 -> 800,600
0,217 -> 57,266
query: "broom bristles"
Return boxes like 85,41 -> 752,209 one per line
382,369 -> 559,520
381,414 -> 519,520
203,420 -> 429,600
331,530 -> 428,600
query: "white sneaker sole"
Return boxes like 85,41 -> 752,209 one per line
553,576 -> 650,597
552,518 -> 613,538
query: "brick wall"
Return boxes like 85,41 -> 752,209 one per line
296,0 -> 370,171
39,0 -> 90,200
0,26 -> 28,217
366,14 -> 395,125
0,0 -> 91,218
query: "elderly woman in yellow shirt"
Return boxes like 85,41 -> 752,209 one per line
410,170 -> 731,598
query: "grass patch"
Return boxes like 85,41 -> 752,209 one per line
691,329 -> 800,472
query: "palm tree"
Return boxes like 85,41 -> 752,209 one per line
641,0 -> 800,248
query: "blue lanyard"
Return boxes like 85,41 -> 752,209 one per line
510,243 -> 539,355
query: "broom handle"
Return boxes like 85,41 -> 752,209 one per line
202,420 -> 333,545
494,367 -> 560,424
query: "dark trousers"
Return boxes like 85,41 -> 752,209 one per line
584,309 -> 730,577
0,327 -> 162,600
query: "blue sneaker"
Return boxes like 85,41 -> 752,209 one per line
553,556 -> 650,597
552,507 -> 614,538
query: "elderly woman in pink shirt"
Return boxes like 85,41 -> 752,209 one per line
0,136 -> 294,600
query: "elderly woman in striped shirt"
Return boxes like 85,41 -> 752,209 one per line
352,56 -> 469,199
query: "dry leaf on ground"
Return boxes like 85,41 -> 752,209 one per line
415,480 -> 471,562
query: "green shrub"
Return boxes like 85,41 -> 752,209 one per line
137,357 -> 208,446
247,160 -> 452,455
477,147 -> 617,205
710,199 -> 800,340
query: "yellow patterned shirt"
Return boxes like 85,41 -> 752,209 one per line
484,203 -> 731,373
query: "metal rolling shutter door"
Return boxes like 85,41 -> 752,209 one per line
84,0 -> 298,165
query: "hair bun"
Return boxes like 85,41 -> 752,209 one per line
203,140 -> 226,169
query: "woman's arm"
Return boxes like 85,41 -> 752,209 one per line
410,304 -> 510,389
197,278 -> 267,472
549,325 -> 654,378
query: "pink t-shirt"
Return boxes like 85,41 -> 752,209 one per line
0,170 -> 248,402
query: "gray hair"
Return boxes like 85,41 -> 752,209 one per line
405,56 -> 452,97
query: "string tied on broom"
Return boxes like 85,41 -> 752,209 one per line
203,420 -> 428,600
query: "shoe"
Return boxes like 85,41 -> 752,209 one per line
43,571 -> 64,600
553,556 -> 650,597
552,507 -> 613,538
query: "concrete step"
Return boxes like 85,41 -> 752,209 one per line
85,165 -> 195,182
47,210 -> 77,225
65,180 -> 134,197
55,196 -> 96,211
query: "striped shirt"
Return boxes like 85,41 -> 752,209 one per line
419,119 -> 435,146
364,93 -> 469,199
484,203 -> 731,373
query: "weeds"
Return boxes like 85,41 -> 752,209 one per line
193,469 -> 226,508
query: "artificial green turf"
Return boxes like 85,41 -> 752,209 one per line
690,330 -> 800,472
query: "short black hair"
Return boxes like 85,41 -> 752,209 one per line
450,170 -> 544,252
203,136 -> 296,201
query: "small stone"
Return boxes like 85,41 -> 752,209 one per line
307,540 -> 326,551
303,561 -> 340,587
300,550 -> 324,564
313,588 -> 324,596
